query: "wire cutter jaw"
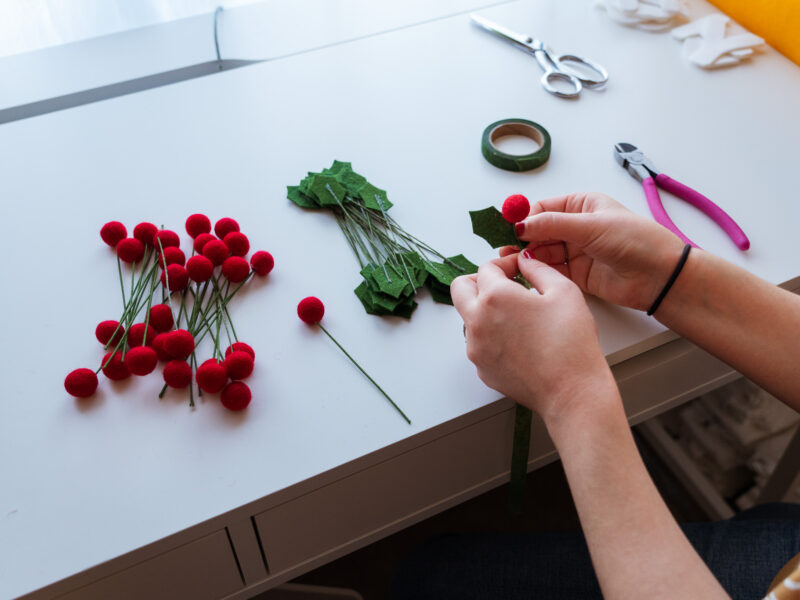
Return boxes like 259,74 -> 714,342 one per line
614,142 -> 657,183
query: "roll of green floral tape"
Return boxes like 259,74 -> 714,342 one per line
481,119 -> 551,172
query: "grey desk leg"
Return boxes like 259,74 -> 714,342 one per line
757,426 -> 800,504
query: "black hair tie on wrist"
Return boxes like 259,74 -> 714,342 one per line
647,244 -> 692,316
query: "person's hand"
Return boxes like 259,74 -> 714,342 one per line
450,252 -> 617,425
503,193 -> 685,311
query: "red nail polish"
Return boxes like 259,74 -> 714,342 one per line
522,249 -> 534,260
514,222 -> 525,236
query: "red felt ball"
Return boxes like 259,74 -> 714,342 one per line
186,255 -> 214,283
297,296 -> 324,324
64,368 -> 98,398
133,222 -> 158,246
202,239 -> 229,266
193,233 -> 216,254
125,346 -> 158,376
117,237 -> 145,264
250,251 -> 274,276
501,194 -> 531,224
224,350 -> 254,380
222,256 -> 250,283
95,320 -> 125,346
101,351 -> 130,381
154,229 -> 180,249
223,231 -> 250,257
128,322 -> 156,347
196,358 -> 228,393
214,217 -> 240,240
225,342 -> 255,360
152,333 -> 172,362
148,304 -> 174,332
100,221 -> 127,247
160,264 -> 189,291
221,381 -> 251,411
158,246 -> 185,268
185,214 -> 212,238
165,329 -> 195,359
163,360 -> 192,388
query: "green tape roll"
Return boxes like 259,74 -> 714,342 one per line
481,119 -> 551,172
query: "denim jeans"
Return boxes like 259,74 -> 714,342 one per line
390,503 -> 800,600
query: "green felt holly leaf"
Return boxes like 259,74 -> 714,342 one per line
309,175 -> 347,207
396,251 -> 428,288
425,279 -> 453,305
447,254 -> 479,275
360,264 -> 413,298
287,185 -> 320,209
356,182 -> 393,211
424,254 -> 478,287
391,298 -> 418,319
469,207 -> 519,249
354,282 -> 417,318
324,160 -> 368,191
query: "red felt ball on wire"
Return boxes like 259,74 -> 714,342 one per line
101,351 -> 130,381
250,251 -> 274,276
221,381 -> 251,411
202,239 -> 229,266
501,194 -> 531,224
100,221 -> 127,248
64,368 -> 98,398
196,358 -> 228,393
223,231 -> 250,257
297,297 -> 324,324
163,360 -> 192,388
148,304 -> 174,332
128,322 -> 156,347
95,320 -> 125,346
193,233 -> 216,254
152,333 -> 172,362
185,214 -> 212,238
214,217 -> 240,240
116,237 -> 145,264
154,229 -> 180,249
125,346 -> 158,376
133,222 -> 158,246
225,342 -> 255,360
224,350 -> 254,380
222,256 -> 250,283
186,255 -> 214,283
164,329 -> 195,359
158,246 -> 186,268
160,264 -> 189,291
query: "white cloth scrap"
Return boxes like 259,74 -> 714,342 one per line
672,14 -> 764,68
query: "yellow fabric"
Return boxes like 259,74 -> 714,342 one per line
707,0 -> 800,66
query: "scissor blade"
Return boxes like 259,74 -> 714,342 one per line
470,14 -> 534,50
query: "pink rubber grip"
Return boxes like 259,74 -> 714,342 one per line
643,177 -> 697,247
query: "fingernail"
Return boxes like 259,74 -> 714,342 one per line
514,222 -> 525,236
522,249 -> 535,260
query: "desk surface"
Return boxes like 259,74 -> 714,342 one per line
2,0 -> 800,597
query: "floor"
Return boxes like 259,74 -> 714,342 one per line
254,431 -> 709,600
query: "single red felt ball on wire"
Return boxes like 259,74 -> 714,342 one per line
193,233 -> 216,254
163,360 -> 192,388
165,329 -> 195,359
125,346 -> 158,376
133,222 -> 158,246
221,381 -> 251,411
225,342 -> 255,360
148,304 -> 174,332
297,297 -> 324,324
223,231 -> 250,257
64,368 -> 98,398
196,358 -> 228,393
95,320 -> 125,346
250,251 -> 274,276
224,350 -> 254,380
185,214 -> 212,238
160,264 -> 189,291
128,322 -> 156,347
117,237 -> 145,264
222,256 -> 250,283
152,333 -> 172,362
158,246 -> 186,268
100,221 -> 127,248
154,229 -> 180,249
101,351 -> 130,381
214,217 -> 240,240
186,255 -> 214,283
501,194 -> 531,224
202,239 -> 229,266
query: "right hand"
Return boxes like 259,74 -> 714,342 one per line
505,193 -> 686,311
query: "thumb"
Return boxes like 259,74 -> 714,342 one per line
518,249 -> 570,294
517,211 -> 597,247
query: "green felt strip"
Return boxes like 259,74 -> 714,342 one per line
508,403 -> 533,516
469,207 -> 520,249
481,118 -> 551,173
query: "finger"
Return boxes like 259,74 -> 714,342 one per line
498,245 -> 519,258
450,274 -> 478,318
529,192 -> 610,216
530,242 -> 568,265
476,254 -> 519,292
517,250 -> 572,294
516,211 -> 597,248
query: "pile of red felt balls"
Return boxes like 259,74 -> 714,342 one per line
64,215 -> 274,412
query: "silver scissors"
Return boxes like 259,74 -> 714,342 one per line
470,15 -> 609,99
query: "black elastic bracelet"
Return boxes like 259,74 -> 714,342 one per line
647,244 -> 692,316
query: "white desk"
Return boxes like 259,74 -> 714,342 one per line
2,1 -> 799,598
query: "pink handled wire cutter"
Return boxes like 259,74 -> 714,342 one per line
614,142 -> 750,250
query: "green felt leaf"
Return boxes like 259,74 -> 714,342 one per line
287,185 -> 320,209
309,175 -> 347,207
391,298 -> 418,319
469,207 -> 519,249
396,251 -> 428,288
425,279 -> 453,305
447,254 -> 479,275
354,282 -> 417,318
324,160 -> 368,191
424,254 -> 477,287
356,182 -> 393,211
361,264 -> 412,298
298,172 -> 316,195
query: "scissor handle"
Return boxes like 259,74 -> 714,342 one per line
555,54 -> 609,88
534,48 -> 582,98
